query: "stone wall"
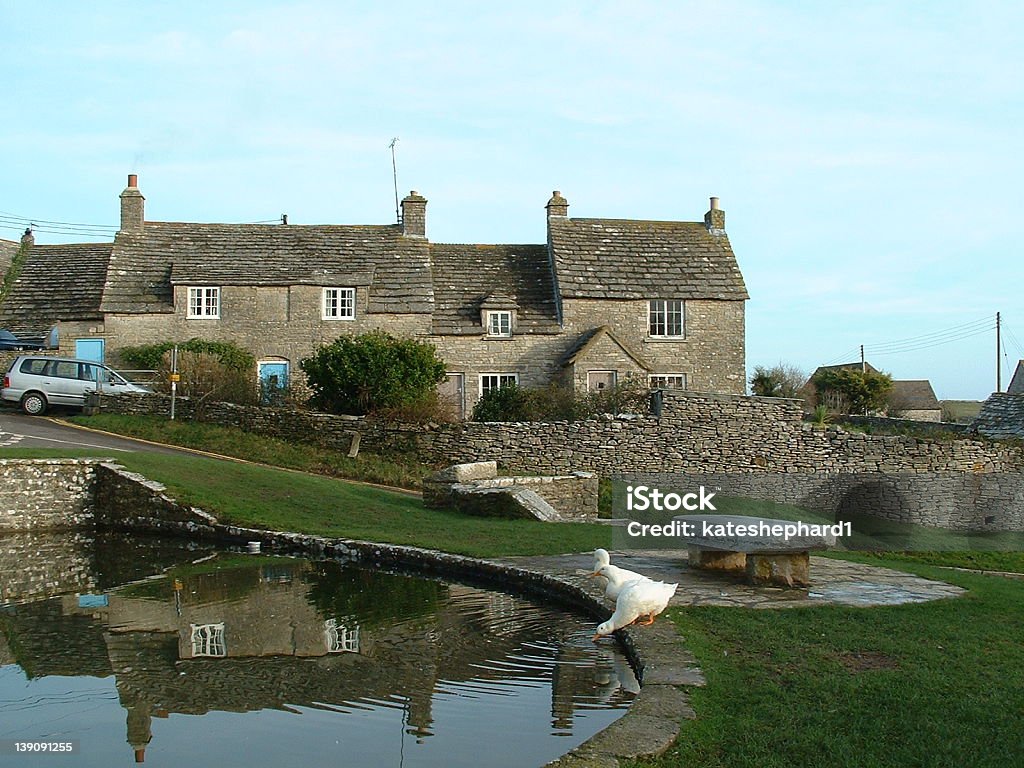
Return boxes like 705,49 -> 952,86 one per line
0,459 -> 97,531
0,529 -> 98,602
97,389 -> 1024,531
836,414 -> 969,436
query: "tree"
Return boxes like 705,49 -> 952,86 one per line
300,331 -> 447,415
749,362 -> 806,398
812,367 -> 893,415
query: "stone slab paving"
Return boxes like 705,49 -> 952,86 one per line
500,549 -> 965,612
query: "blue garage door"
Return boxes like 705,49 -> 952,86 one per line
75,338 -> 105,363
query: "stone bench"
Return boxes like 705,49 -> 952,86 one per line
673,514 -> 838,587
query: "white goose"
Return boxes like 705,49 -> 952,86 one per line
592,571 -> 678,641
590,548 -> 648,601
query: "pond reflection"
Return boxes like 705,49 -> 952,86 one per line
0,534 -> 636,768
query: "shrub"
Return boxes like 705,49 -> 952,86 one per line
300,331 -> 447,416
471,378 -> 651,422
749,362 -> 806,398
812,368 -> 893,415
156,350 -> 257,408
120,338 -> 255,372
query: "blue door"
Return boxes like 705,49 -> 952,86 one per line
75,338 -> 105,363
258,361 -> 289,405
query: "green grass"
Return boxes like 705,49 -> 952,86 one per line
0,446 -> 610,558
68,412 -> 428,490
631,561 -> 1024,768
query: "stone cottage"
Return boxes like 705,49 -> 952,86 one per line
0,176 -> 748,415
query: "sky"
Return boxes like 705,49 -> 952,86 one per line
2,1 -> 1022,400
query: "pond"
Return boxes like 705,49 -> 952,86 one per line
0,532 -> 637,768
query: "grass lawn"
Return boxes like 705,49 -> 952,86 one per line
631,561 -> 1024,768
0,446 -> 610,558
67,412 -> 429,490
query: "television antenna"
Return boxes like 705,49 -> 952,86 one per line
389,137 -> 400,224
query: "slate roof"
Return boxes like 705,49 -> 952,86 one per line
0,243 -> 110,336
972,393 -> 1024,439
887,380 -> 940,412
429,244 -> 559,334
1007,361 -> 1024,395
559,325 -> 652,370
548,217 -> 748,300
104,222 -> 433,315
0,238 -> 17,274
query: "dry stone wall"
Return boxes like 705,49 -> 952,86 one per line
0,459 -> 97,531
97,390 -> 1024,531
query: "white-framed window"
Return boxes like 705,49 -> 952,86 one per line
190,623 -> 226,657
648,299 -> 684,338
649,374 -> 687,390
187,287 -> 220,319
480,373 -> 518,395
324,619 -> 360,653
322,287 -> 356,320
486,310 -> 512,337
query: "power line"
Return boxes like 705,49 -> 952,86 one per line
0,210 -> 116,232
863,315 -> 993,351
868,324 -> 994,356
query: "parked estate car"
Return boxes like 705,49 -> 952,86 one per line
0,329 -> 46,351
1,355 -> 152,415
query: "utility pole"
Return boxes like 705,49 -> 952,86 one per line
996,311 -> 1002,392
860,345 -> 865,373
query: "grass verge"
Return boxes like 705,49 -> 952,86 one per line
630,561 -> 1023,768
67,412 -> 428,490
0,446 -> 610,558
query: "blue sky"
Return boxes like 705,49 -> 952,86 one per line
2,1 -> 1022,400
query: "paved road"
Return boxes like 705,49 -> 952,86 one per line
0,407 -> 192,456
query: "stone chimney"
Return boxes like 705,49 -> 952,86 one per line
704,196 -> 725,235
20,227 -> 34,246
119,174 -> 145,233
546,190 -> 569,218
400,190 -> 427,238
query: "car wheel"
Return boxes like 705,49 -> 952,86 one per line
21,392 -> 48,416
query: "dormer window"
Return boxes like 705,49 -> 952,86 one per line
648,299 -> 685,338
486,310 -> 513,338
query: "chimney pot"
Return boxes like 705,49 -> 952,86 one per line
400,190 -> 427,238
704,196 -> 725,235
546,190 -> 569,218
119,174 -> 145,233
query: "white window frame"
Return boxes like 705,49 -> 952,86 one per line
187,287 -> 220,319
324,619 -> 360,653
649,374 -> 687,390
486,310 -> 512,338
648,299 -> 685,338
190,623 -> 226,657
322,287 -> 356,320
479,372 -> 519,396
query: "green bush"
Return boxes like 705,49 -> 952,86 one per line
120,338 -> 255,371
812,367 -> 893,415
300,331 -> 447,416
471,378 -> 651,422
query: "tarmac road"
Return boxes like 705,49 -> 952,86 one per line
0,406 -> 192,456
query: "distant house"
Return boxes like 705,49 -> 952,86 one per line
0,177 -> 749,415
886,380 -> 942,422
1008,360 -> 1024,395
803,361 -> 941,421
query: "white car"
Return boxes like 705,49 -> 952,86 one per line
1,355 -> 152,415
